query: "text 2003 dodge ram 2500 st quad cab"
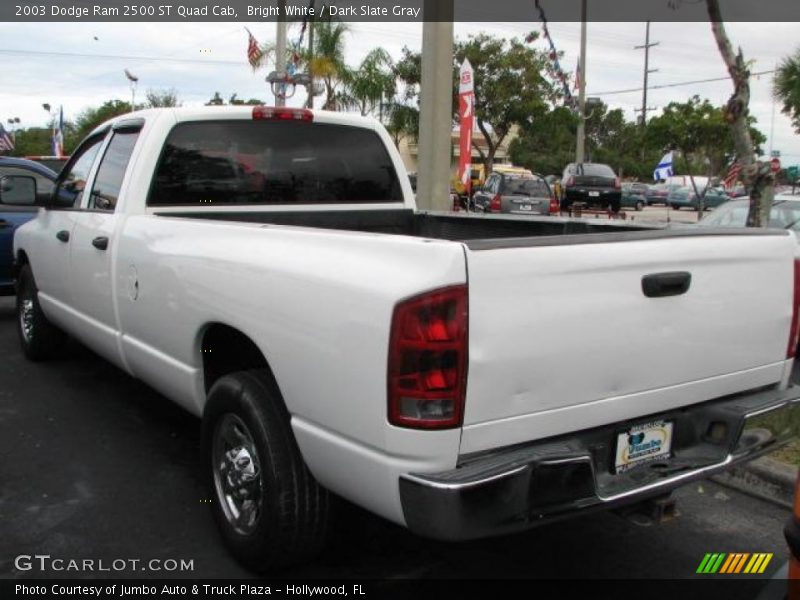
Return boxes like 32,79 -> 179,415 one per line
2,106 -> 799,571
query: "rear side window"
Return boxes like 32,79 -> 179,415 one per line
502,178 -> 550,197
148,121 -> 403,206
89,130 -> 140,211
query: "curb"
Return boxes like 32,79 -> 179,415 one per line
711,456 -> 798,509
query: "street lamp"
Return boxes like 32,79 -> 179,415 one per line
6,117 -> 20,142
124,69 -> 139,111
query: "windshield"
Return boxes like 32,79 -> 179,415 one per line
699,200 -> 800,230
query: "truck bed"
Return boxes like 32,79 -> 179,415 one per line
158,208 -> 658,242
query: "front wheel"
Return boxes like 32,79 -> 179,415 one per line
16,264 -> 67,361
202,370 -> 331,572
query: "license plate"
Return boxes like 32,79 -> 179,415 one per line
614,420 -> 673,473
588,191 -> 600,197
520,204 -> 532,211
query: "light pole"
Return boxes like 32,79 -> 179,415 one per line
124,69 -> 139,111
575,0 -> 587,164
6,117 -> 20,142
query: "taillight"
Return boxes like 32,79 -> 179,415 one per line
793,473 -> 800,521
388,286 -> 468,429
614,177 -> 622,190
252,106 -> 313,122
567,176 -> 575,187
549,196 -> 559,214
489,194 -> 501,212
788,260 -> 800,358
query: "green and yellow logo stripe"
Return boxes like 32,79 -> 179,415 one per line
696,553 -> 773,574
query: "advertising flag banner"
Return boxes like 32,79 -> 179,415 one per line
458,59 -> 475,196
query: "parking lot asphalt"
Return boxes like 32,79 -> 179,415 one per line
0,295 -> 792,586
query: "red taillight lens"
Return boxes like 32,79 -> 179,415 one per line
388,286 -> 468,429
788,260 -> 800,358
489,194 -> 501,212
549,196 -> 559,214
252,106 -> 313,122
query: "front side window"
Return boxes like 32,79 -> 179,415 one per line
53,136 -> 105,208
148,121 -> 402,206
89,130 -> 140,211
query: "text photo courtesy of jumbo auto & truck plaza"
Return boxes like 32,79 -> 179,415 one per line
2,1 -> 800,599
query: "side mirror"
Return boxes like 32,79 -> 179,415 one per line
0,175 -> 37,206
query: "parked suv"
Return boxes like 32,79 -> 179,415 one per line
472,171 -> 556,215
560,162 -> 621,213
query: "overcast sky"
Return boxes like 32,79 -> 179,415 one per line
0,20 -> 797,169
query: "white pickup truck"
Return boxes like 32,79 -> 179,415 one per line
2,106 -> 799,572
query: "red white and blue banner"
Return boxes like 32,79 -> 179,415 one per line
457,58 -> 474,195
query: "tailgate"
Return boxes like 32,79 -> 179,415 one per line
460,230 -> 796,454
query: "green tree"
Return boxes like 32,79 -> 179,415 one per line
66,100 -> 131,152
384,103 -> 419,147
145,88 -> 180,108
508,106 -> 578,176
774,47 -> 800,134
349,48 -> 395,117
645,95 -> 765,178
9,128 -> 55,158
304,20 -> 351,110
205,92 -> 264,106
397,34 -> 560,174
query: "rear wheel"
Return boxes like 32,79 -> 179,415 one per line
16,264 -> 67,361
635,200 -> 645,211
202,370 -> 331,572
671,204 -> 680,210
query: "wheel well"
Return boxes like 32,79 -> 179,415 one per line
201,324 -> 270,393
14,250 -> 29,279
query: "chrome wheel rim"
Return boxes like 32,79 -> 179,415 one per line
212,413 -> 263,535
19,297 -> 34,343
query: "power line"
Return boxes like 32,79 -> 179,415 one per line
590,69 -> 776,97
0,47 -> 244,65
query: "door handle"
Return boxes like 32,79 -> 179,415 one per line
92,236 -> 109,250
56,230 -> 70,243
642,272 -> 692,298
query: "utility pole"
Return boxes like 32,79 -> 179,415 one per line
416,0 -> 454,212
575,0 -> 587,165
306,13 -> 314,109
275,0 -> 287,107
634,21 -> 659,127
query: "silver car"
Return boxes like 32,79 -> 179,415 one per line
472,173 -> 554,215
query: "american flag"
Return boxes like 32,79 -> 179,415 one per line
246,28 -> 263,68
0,123 -> 13,152
723,162 -> 742,190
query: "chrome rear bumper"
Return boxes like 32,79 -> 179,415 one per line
400,386 -> 800,541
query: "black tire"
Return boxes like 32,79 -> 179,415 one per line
671,204 -> 680,210
609,200 -> 621,214
202,370 -> 331,572
635,200 -> 645,211
16,263 -> 67,361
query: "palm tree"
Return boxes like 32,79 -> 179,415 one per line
774,48 -> 800,134
349,48 -> 396,117
304,20 -> 351,110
